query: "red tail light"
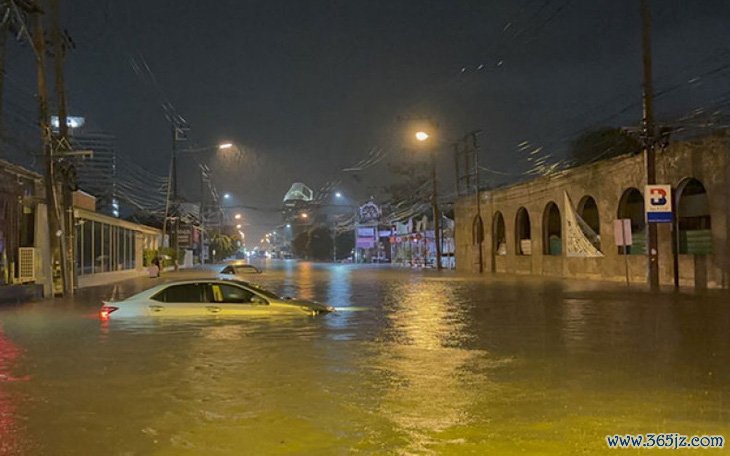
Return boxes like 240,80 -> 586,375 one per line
100,306 -> 119,320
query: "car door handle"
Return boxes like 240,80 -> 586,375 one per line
149,305 -> 164,313
206,306 -> 222,313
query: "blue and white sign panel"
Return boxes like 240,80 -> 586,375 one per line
645,184 -> 673,223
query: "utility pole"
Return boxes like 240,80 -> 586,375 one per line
50,0 -> 75,294
199,164 -> 208,265
431,151 -> 442,270
32,4 -> 65,295
171,124 -> 179,270
641,0 -> 659,291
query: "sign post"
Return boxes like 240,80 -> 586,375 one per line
614,219 -> 633,285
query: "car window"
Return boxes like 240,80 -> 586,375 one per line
210,283 -> 255,304
152,284 -> 207,303
233,265 -> 260,274
221,266 -> 234,274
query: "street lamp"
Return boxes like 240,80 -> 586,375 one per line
335,192 -> 342,198
223,193 -> 231,199
415,131 -> 430,142
234,213 -> 242,220
218,142 -> 233,150
414,128 -> 442,270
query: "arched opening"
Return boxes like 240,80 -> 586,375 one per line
472,214 -> 484,245
677,178 -> 711,255
542,202 -> 561,256
493,211 -> 506,255
617,188 -> 646,255
577,195 -> 601,250
515,207 -> 531,255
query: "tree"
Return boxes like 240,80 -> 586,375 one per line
292,231 -> 309,258
569,127 -> 641,166
307,226 -> 332,260
335,231 -> 354,260
381,159 -> 430,204
209,233 -> 236,261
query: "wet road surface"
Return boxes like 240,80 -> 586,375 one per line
1,261 -> 729,455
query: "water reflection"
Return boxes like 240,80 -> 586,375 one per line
371,279 -> 497,453
0,322 -> 29,455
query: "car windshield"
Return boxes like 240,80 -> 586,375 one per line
226,280 -> 282,300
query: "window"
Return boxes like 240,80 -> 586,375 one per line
543,202 -> 561,256
515,207 -> 531,255
577,196 -> 601,251
617,188 -> 646,255
152,283 -> 207,303
210,283 -> 256,304
493,211 -> 506,255
677,178 -> 711,255
233,265 -> 261,274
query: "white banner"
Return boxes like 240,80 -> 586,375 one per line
564,191 -> 604,257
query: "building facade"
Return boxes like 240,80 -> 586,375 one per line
454,136 -> 729,289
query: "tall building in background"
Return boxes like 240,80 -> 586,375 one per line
53,116 -> 119,217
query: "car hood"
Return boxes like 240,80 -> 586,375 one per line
282,298 -> 335,313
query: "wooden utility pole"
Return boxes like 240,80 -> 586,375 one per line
641,0 -> 660,291
32,5 -> 65,295
431,151 -> 442,270
50,0 -> 74,294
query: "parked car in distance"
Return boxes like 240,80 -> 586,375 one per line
220,264 -> 261,276
99,279 -> 335,319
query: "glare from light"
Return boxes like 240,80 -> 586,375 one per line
301,213 -> 308,219
224,193 -> 231,199
286,224 -> 291,228
335,192 -> 342,198
234,214 -> 242,220
415,131 -> 430,141
219,143 -> 233,150
236,224 -> 242,229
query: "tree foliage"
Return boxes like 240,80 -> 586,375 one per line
209,233 -> 237,261
306,226 -> 333,261
569,127 -> 641,166
381,159 -> 430,204
292,231 -> 309,258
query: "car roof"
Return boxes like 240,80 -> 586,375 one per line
121,278 -> 255,301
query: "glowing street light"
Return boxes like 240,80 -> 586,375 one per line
286,224 -> 291,228
300,213 -> 308,219
335,192 -> 342,198
236,224 -> 242,229
414,126 -> 441,270
234,213 -> 242,220
223,193 -> 231,199
218,143 -> 234,150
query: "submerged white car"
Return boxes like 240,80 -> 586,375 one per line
99,279 -> 334,319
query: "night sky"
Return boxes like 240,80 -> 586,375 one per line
3,0 -> 730,242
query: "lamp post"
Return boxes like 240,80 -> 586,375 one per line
416,130 -> 442,270
165,140 -> 235,266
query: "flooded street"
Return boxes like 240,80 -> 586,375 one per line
1,262 -> 729,455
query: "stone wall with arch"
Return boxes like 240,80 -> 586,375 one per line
454,136 -> 730,288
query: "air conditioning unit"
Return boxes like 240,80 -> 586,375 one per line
18,247 -> 35,283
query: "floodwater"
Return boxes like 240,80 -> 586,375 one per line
0,261 -> 729,455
